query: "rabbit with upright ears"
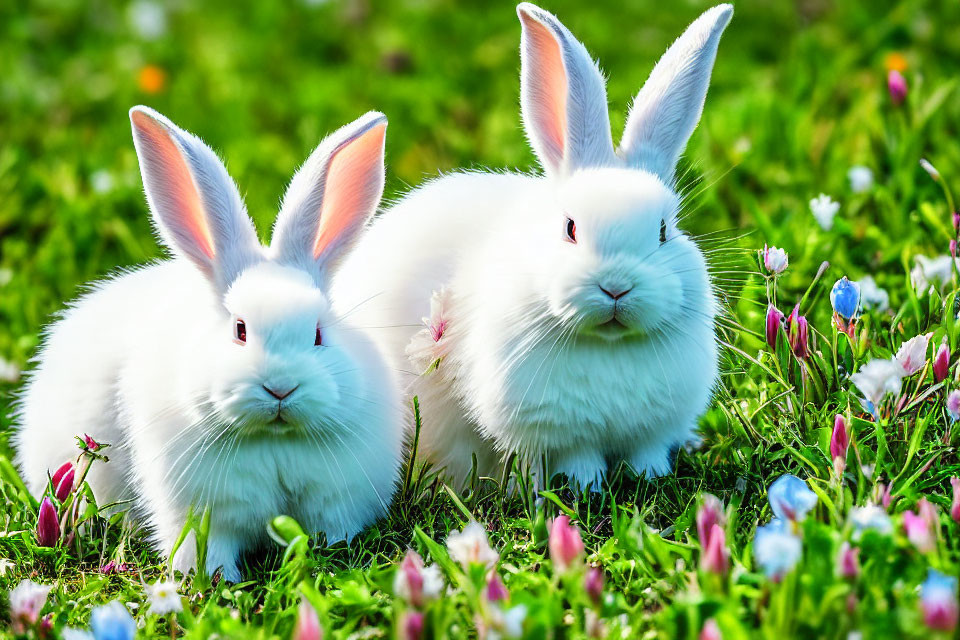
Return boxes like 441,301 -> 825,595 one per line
334,3 -> 733,488
14,107 -> 403,580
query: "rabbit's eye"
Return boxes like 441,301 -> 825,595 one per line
315,326 -> 323,347
659,219 -> 667,244
564,216 -> 577,243
234,318 -> 247,345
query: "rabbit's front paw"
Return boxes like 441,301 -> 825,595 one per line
206,535 -> 243,583
551,449 -> 606,492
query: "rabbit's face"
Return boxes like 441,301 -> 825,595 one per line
543,168 -> 704,340
210,262 -> 354,435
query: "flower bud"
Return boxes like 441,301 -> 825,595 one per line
701,524 -> 729,575
394,551 -> 425,608
921,570 -> 958,632
903,509 -> 934,553
948,390 -> 960,422
837,542 -> 860,579
765,305 -> 784,350
934,341 -> 950,383
696,494 -> 724,547
919,158 -> 940,182
830,415 -> 849,474
699,618 -> 722,640
584,567 -> 604,606
401,611 -> 425,640
485,573 -> 509,602
548,515 -> 584,573
888,70 -> 907,105
55,466 -> 75,502
293,600 -> 323,640
83,434 -> 102,451
786,304 -> 808,359
36,497 -> 59,547
830,277 -> 861,321
950,477 -> 960,524
762,245 -> 789,274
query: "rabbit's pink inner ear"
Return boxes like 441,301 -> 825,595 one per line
131,111 -> 216,260
312,122 -> 386,260
520,10 -> 568,165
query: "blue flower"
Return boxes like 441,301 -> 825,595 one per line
90,601 -> 136,640
753,520 -> 802,581
768,474 -> 817,522
830,276 -> 861,320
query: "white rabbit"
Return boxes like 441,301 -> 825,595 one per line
333,3 -> 733,488
14,107 -> 403,581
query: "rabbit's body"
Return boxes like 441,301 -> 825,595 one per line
16,108 -> 402,580
337,3 -> 733,487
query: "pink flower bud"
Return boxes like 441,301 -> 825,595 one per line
878,482 -> 893,510
934,342 -> 950,383
830,415 -> 849,471
696,494 -> 724,548
394,550 -> 425,607
549,515 -> 584,572
888,70 -> 907,105
786,304 -> 808,359
953,211 -> 960,231
36,497 -> 59,547
903,509 -> 934,553
765,305 -> 784,350
584,567 -> 604,605
950,477 -> 960,524
952,240 -> 958,259
55,466 -> 75,502
837,542 -> 860,579
922,570 -> 958,632
401,611 -> 425,640
83,434 -> 102,451
485,573 -> 509,602
701,524 -> 729,575
51,462 -> 73,491
293,600 -> 323,640
699,618 -> 722,640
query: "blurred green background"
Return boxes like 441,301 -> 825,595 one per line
2,0 -> 959,419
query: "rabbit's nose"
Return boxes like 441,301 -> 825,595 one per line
262,384 -> 299,401
599,285 -> 632,301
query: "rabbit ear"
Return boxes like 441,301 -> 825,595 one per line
129,106 -> 261,290
618,4 -> 733,184
517,3 -> 614,177
271,112 -> 387,285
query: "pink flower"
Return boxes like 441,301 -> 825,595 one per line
51,462 -> 73,491
786,304 -> 808,359
54,466 -> 75,502
395,551 -> 425,607
36,497 -> 59,547
486,573 -> 509,602
876,482 -> 893,510
830,414 -> 849,474
888,70 -> 907,105
948,390 -> 960,421
697,494 -> 724,546
548,515 -> 584,572
9,580 -> 53,634
934,341 -> 950,382
293,600 -> 322,640
903,510 -> 934,553
401,611 -> 425,640
765,306 -> 784,350
701,524 -> 729,575
699,618 -> 722,640
950,477 -> 960,524
584,567 -> 604,605
837,542 -> 860,579
83,434 -> 102,451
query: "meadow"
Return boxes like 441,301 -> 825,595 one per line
2,0 -> 960,638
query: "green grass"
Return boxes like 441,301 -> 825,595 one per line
2,0 -> 960,638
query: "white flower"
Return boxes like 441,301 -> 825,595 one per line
762,245 -> 789,274
9,580 -> 53,633
753,520 -> 802,581
146,580 -> 182,615
895,333 -> 932,375
486,604 -> 528,640
947,390 -> 960,421
406,287 -> 454,372
848,166 -> 874,193
446,521 -> 499,570
128,0 -> 167,40
849,505 -> 893,538
856,276 -> 889,312
850,358 -> 905,413
810,194 -> 840,231
768,474 -> 818,522
0,356 -> 20,383
421,564 -> 444,600
90,170 -> 115,194
911,255 -> 958,294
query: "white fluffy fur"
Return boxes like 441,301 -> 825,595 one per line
334,4 -> 732,488
14,108 -> 403,581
